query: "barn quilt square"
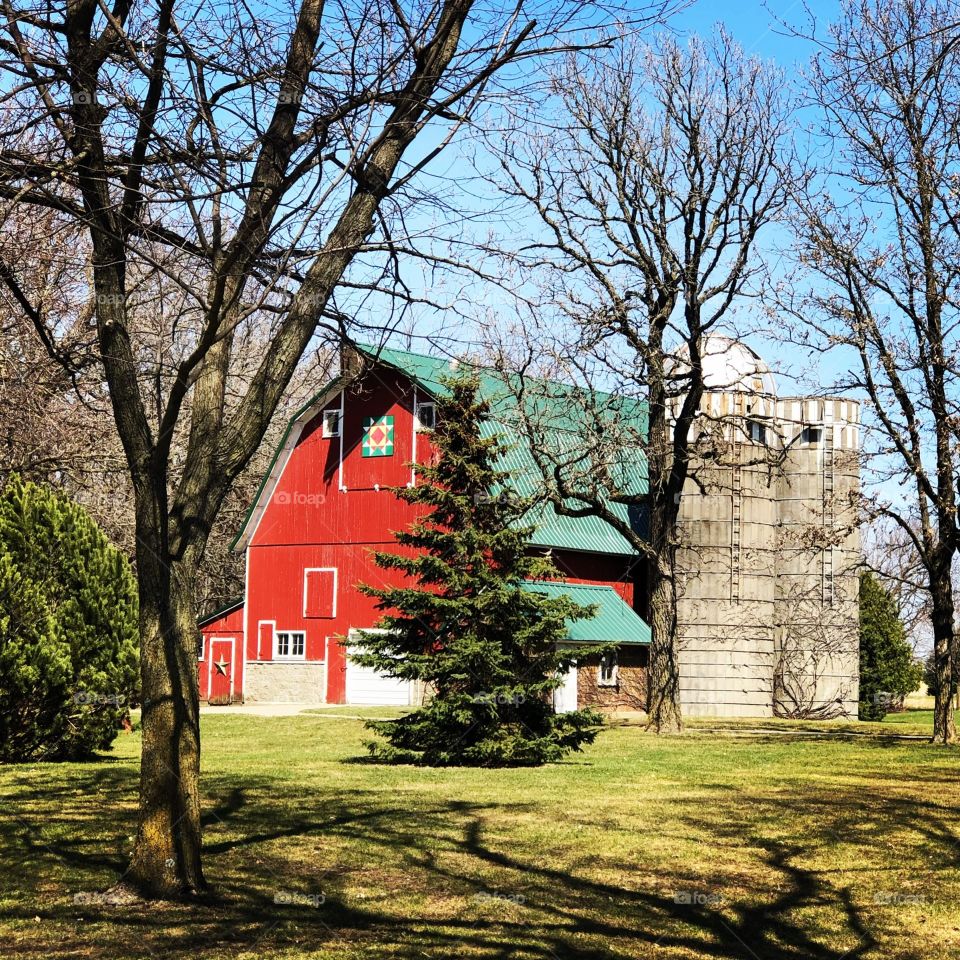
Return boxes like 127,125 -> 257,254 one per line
362,415 -> 394,457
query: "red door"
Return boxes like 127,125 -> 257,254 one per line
208,637 -> 235,705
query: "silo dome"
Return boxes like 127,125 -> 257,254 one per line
676,335 -> 777,395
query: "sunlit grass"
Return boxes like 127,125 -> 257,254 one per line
1,710 -> 958,958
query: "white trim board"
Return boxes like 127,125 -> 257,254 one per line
207,636 -> 236,701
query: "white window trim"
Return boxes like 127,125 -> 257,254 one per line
322,407 -> 341,438
303,566 -> 338,618
415,401 -> 436,432
197,635 -> 205,661
598,650 -> 619,687
274,629 -> 307,661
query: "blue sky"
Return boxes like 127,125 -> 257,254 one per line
374,1 -> 850,389
671,1 -> 835,63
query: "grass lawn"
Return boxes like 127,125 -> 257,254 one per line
1,710 -> 958,960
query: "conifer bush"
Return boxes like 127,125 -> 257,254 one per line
0,475 -> 139,761
352,375 -> 608,766
858,571 -> 922,721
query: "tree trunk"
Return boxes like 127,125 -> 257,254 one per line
647,549 -> 682,733
124,539 -> 207,897
930,574 -> 956,746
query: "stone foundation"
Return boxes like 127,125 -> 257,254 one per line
244,660 -> 327,704
577,646 -> 648,711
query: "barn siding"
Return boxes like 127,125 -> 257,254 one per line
198,604 -> 245,703
233,367 -> 644,704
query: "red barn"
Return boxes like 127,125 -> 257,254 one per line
198,344 -> 651,710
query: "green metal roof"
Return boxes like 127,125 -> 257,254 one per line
522,581 -> 651,645
360,344 -> 648,556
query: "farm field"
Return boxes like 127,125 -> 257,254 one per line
1,709 -> 958,960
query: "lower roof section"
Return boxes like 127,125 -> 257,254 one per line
522,580 -> 651,645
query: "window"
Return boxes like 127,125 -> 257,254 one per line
197,635 -> 204,661
275,631 -> 306,660
747,419 -> 767,444
598,650 -> 618,687
321,408 -> 341,438
416,402 -> 436,431
801,426 -> 823,445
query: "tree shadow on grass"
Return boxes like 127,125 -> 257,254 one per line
1,766 -> 946,960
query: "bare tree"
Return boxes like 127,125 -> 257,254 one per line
793,0 -> 960,744
0,0 -> 660,897
487,30 -> 796,732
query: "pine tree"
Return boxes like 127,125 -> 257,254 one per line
352,375 -> 608,766
858,571 -> 922,721
0,475 -> 139,761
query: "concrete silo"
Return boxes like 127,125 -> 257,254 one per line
772,396 -> 861,717
672,337 -> 861,718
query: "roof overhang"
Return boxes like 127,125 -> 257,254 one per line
522,580 -> 651,645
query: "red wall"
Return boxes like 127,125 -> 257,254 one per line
247,370 -> 430,702
242,366 -> 643,703
550,550 -> 637,607
199,604 -> 245,702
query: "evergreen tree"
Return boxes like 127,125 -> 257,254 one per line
858,571 -> 922,721
0,475 -> 139,761
353,375 -> 608,766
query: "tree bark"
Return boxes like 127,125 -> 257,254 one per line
124,492 -> 207,897
930,570 -> 956,745
647,548 -> 682,733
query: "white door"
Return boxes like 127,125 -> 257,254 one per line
553,665 -> 578,713
345,633 -> 412,706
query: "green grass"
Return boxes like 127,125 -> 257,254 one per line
1,711 -> 959,959
881,709 -> 936,727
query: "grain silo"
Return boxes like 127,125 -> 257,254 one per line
672,337 -> 861,717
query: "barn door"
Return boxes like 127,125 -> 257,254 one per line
207,637 -> 235,705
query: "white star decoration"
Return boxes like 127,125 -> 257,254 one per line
214,656 -> 229,676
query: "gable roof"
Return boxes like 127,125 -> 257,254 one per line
232,343 -> 648,554
522,581 -> 651,644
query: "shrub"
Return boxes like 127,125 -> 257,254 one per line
858,571 -> 922,721
0,475 -> 138,761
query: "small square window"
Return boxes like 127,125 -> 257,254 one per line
322,409 -> 341,438
748,420 -> 766,444
416,402 -> 436,431
598,650 -> 618,687
275,630 -> 306,660
801,426 -> 822,445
